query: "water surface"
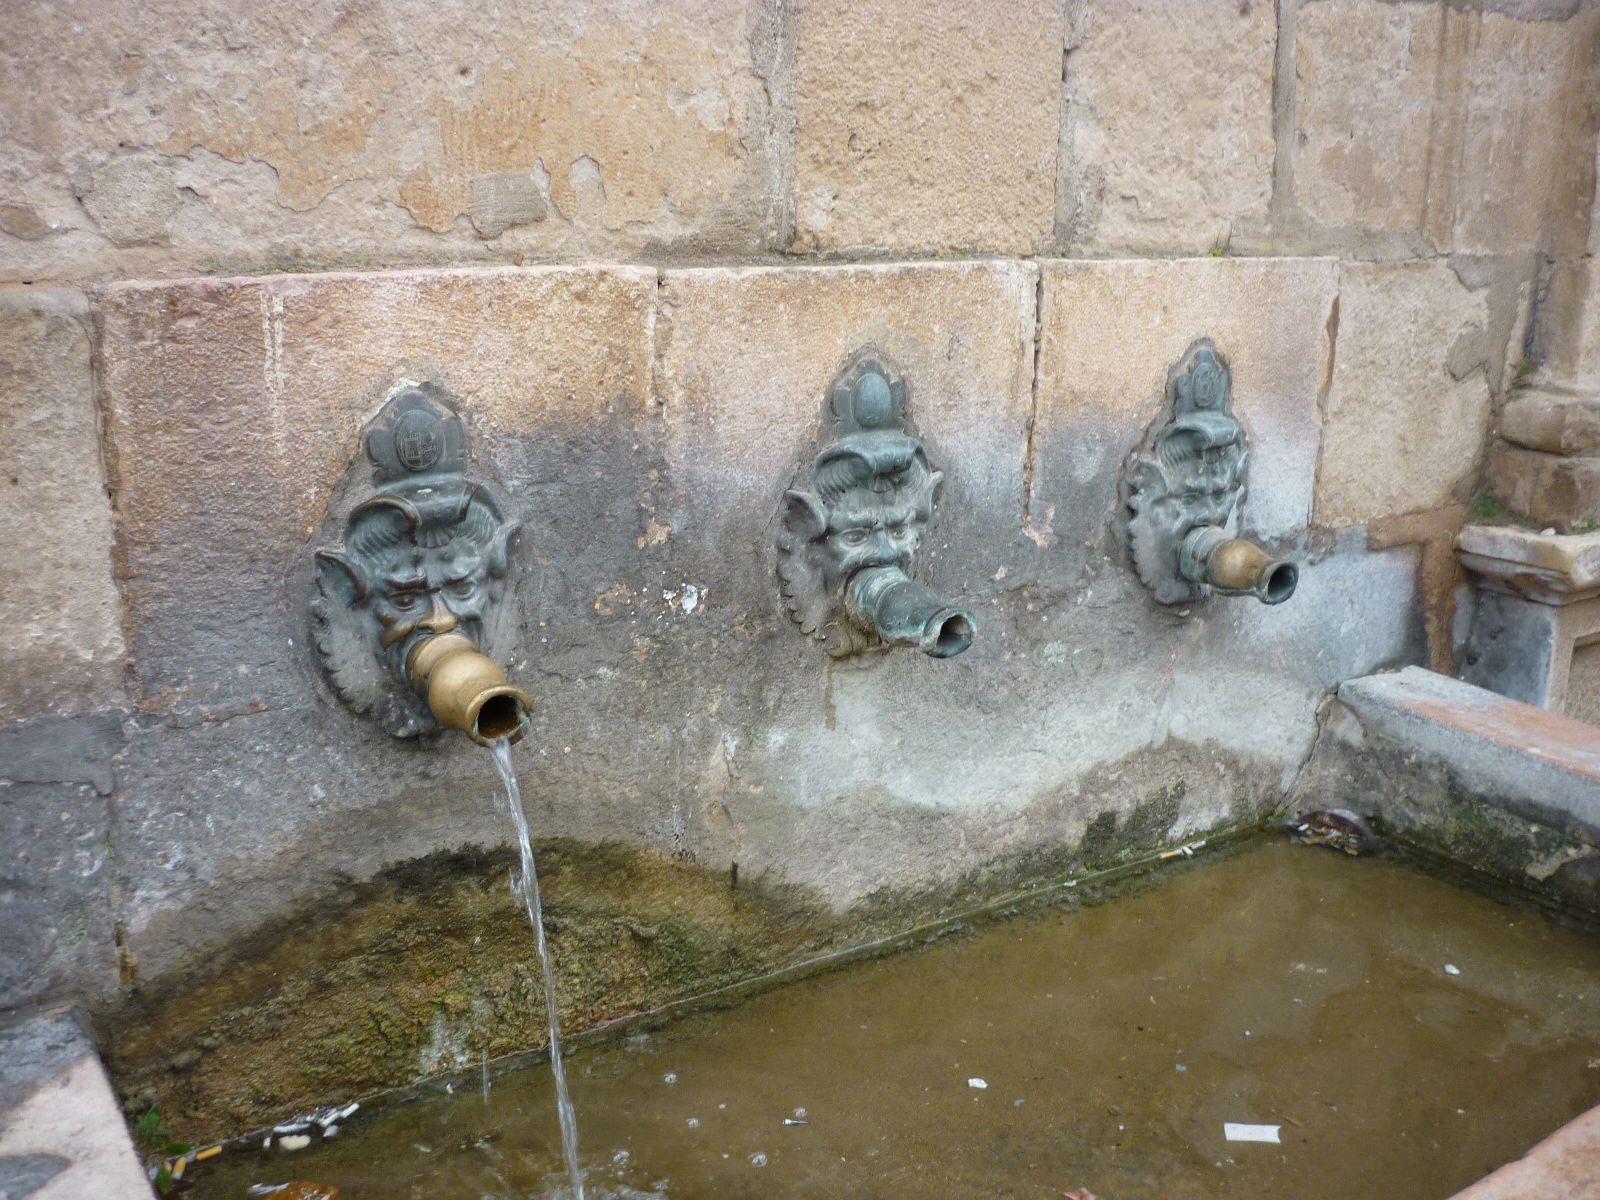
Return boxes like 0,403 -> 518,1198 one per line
188,840 -> 1600,1199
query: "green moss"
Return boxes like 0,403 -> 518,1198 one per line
1080,811 -> 1120,868
98,796 -> 1268,1147
1471,490 -> 1510,522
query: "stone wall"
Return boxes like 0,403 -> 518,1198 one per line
3,0 -> 1597,1038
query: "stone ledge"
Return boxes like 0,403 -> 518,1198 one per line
1337,667 -> 1600,840
1483,442 -> 1600,533
1501,387 -> 1600,457
1448,1103 -> 1600,1200
0,1011 -> 152,1199
1456,523 -> 1600,604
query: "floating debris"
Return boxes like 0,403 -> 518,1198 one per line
967,1077 -> 988,1089
247,1184 -> 341,1200
1445,963 -> 1462,976
1223,1122 -> 1281,1143
782,1117 -> 809,1127
1286,809 -> 1368,856
1159,839 -> 1207,861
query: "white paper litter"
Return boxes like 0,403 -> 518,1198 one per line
1224,1123 -> 1281,1143
967,1078 -> 988,1089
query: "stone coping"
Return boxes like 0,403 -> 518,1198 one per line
1447,1103 -> 1600,1200
88,252 -> 1344,294
1337,666 -> 1600,840
0,1010 -> 153,1199
1456,523 -> 1600,604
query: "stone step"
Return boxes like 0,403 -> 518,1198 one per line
1483,441 -> 1600,532
1499,387 -> 1600,456
1455,523 -> 1600,603
1447,1103 -> 1600,1200
1336,666 -> 1600,839
0,1010 -> 154,1199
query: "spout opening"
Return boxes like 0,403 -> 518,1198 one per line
926,611 -> 975,658
1261,562 -> 1298,605
468,687 -> 531,746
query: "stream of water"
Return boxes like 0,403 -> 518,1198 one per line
492,738 -> 586,1199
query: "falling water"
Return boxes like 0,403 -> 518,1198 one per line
491,738 -> 585,1200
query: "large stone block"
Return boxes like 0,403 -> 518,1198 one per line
0,0 -> 783,280
791,0 -> 1061,254
1031,257 -> 1337,551
1484,442 -> 1600,531
656,260 -> 1037,624
97,265 -> 657,707
0,712 -> 124,1010
1449,5 -> 1600,259
95,265 -> 659,982
1315,261 -> 1493,526
1293,666 -> 1600,916
1500,388 -> 1600,457
1058,0 -> 1277,253
1543,258 -> 1600,390
1291,0 -> 1600,254
1291,1 -> 1443,240
1337,666 -> 1600,839
0,287 -> 127,721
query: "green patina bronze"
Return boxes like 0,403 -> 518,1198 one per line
1124,338 -> 1298,608
777,347 -> 975,658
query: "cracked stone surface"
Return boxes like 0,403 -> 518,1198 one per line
1290,0 -> 1600,255
1315,261 -> 1494,527
1057,0 -> 1277,253
0,0 -> 786,280
83,260 -> 1424,1002
0,286 -> 127,723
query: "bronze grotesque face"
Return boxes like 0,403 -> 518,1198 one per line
332,489 -> 511,676
313,387 -> 523,738
779,350 -> 973,658
1125,339 -> 1296,607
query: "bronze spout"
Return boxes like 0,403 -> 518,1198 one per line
1179,527 -> 1297,605
845,566 -> 976,657
406,632 -> 532,745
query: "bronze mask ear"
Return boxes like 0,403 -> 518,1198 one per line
486,518 -> 522,578
782,490 -> 829,541
1126,456 -> 1170,504
315,549 -> 369,606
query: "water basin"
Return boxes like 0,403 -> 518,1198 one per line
184,840 -> 1600,1199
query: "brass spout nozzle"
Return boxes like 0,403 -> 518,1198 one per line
846,566 -> 976,657
407,632 -> 532,746
1179,527 -> 1297,605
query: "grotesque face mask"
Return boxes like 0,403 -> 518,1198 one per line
313,387 -> 521,737
336,489 -> 510,676
779,350 -> 965,658
1125,340 -> 1251,605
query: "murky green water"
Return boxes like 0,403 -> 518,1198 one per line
186,841 -> 1600,1200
